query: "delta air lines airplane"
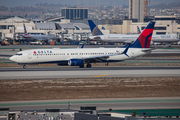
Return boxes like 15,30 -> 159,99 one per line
9,21 -> 155,68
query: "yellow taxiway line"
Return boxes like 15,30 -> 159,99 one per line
94,74 -> 109,77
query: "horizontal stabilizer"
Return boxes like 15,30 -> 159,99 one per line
141,48 -> 155,52
124,41 -> 134,44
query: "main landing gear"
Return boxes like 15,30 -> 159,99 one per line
79,65 -> 84,68
79,63 -> 92,68
105,62 -> 109,66
86,63 -> 92,68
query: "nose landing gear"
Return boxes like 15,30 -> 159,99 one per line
23,65 -> 27,69
18,63 -> 27,69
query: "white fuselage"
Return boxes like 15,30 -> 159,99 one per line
23,34 -> 50,40
90,34 -> 179,43
9,48 -> 150,64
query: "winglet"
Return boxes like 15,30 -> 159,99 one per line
88,20 -> 103,36
81,44 -> 84,48
122,44 -> 130,57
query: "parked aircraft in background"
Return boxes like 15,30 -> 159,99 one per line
10,21 -> 155,68
137,26 -> 180,44
88,20 -> 179,44
22,24 -> 51,44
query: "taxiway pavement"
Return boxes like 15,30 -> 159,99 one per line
0,66 -> 180,80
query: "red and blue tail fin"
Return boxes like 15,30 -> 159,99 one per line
130,21 -> 155,48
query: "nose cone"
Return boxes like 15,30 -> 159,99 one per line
9,56 -> 16,62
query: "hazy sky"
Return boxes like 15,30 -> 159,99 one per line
1,0 -> 180,7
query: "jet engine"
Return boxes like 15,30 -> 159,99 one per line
68,59 -> 84,66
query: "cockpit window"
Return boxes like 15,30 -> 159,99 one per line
16,53 -> 22,56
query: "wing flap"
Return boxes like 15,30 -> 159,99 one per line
82,53 -> 122,63
141,48 -> 155,52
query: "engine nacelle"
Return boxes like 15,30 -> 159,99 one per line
68,59 -> 84,66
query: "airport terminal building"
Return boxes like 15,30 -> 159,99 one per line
0,15 -> 180,43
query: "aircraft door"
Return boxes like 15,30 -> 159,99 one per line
28,52 -> 32,59
131,49 -> 134,57
79,52 -> 82,57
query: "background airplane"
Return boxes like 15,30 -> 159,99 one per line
137,26 -> 180,45
22,24 -> 51,44
137,26 -> 141,34
10,21 -> 155,68
88,20 -> 179,44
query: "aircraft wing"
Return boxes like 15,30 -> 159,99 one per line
124,40 -> 134,44
89,36 -> 102,40
141,48 -> 155,52
82,44 -> 130,63
3,37 -> 13,39
82,53 -> 121,63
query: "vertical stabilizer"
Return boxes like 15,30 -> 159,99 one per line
130,21 -> 155,48
88,20 -> 103,36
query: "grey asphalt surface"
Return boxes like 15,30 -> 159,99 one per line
0,66 -> 180,80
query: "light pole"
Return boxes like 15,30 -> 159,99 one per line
48,11 -> 51,35
11,10 -> 14,38
68,101 -> 71,110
